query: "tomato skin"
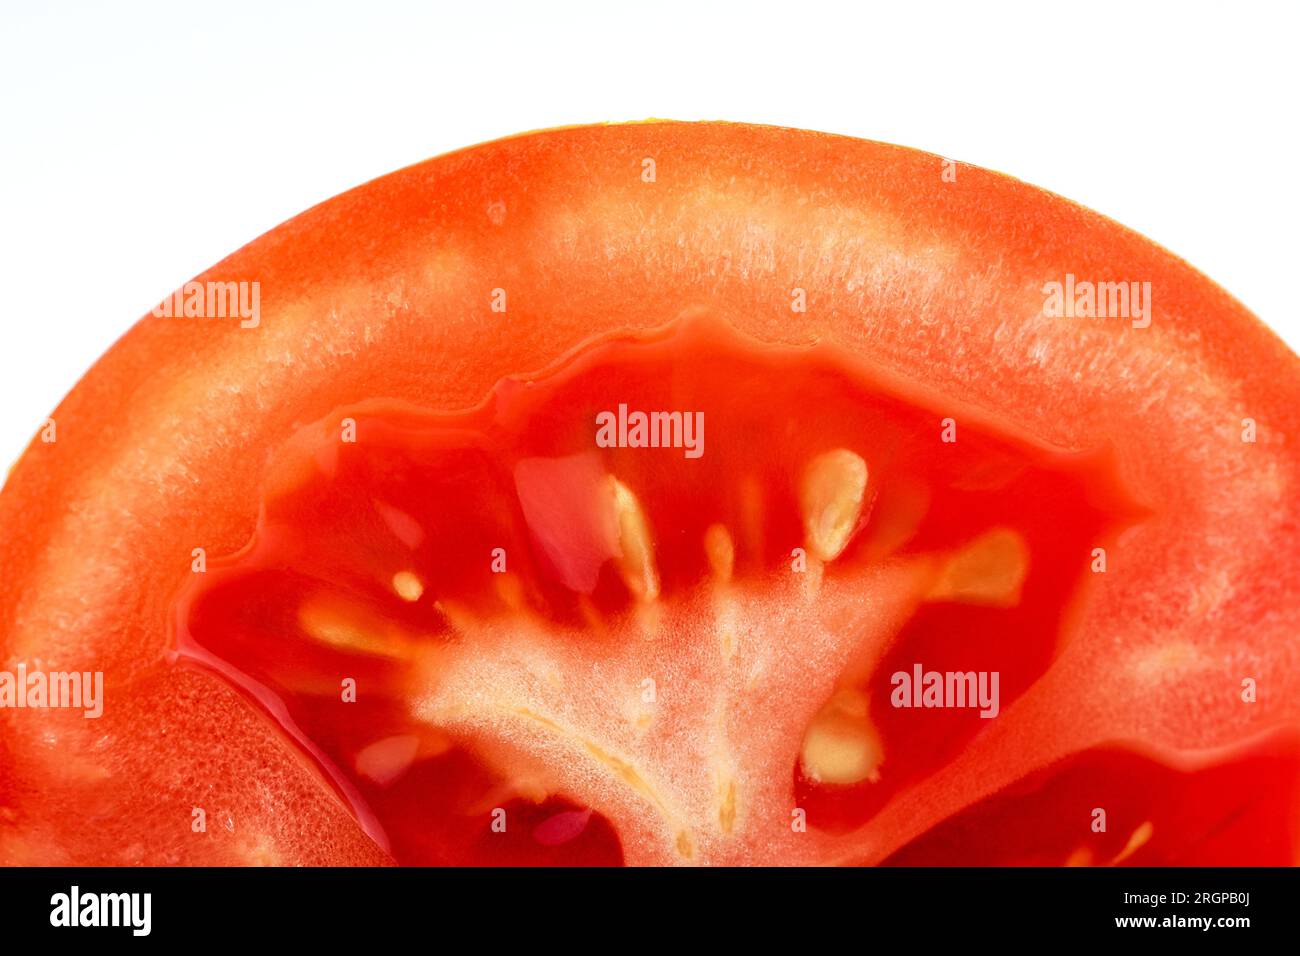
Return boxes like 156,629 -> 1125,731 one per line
1,121 -> 1298,865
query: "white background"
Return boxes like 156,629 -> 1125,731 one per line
2,1 -> 1296,469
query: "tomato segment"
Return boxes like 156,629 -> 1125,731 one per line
174,315 -> 1139,864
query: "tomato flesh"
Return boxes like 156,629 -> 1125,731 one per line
882,731 -> 1300,866
174,315 -> 1147,864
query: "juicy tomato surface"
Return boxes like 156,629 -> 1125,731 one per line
0,121 -> 1297,866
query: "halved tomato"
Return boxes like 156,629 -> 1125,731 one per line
1,121 -> 1297,866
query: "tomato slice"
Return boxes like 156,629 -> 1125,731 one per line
1,122 -> 1297,866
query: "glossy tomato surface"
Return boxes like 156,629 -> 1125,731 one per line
1,122 -> 1297,866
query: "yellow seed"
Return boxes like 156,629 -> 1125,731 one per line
801,721 -> 883,785
511,776 -> 551,804
392,570 -> 424,602
800,689 -> 883,785
801,449 -> 869,561
467,773 -> 552,814
704,523 -> 735,581
1064,846 -> 1094,867
1111,821 -> 1155,864
610,477 -> 659,601
926,527 -> 1029,607
718,778 -> 737,834
298,598 -> 408,658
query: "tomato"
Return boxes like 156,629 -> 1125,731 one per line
1,121 -> 1297,866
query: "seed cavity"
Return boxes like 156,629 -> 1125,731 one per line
801,449 -> 869,561
926,527 -> 1029,607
